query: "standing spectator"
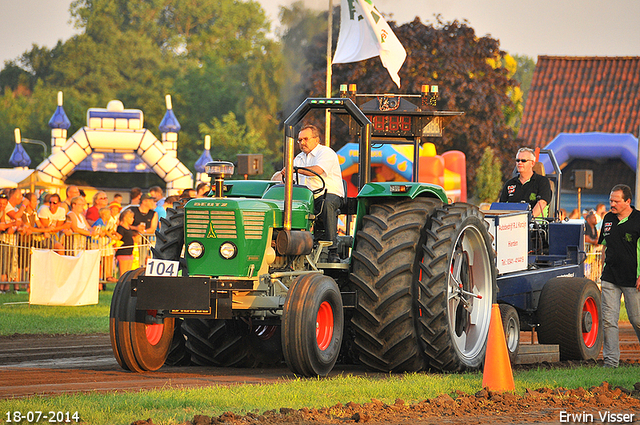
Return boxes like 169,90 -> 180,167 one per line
196,182 -> 210,197
67,196 -> 95,237
38,193 -> 72,253
113,193 -> 123,206
584,210 -> 598,244
67,196 -> 97,254
86,191 -> 109,226
92,208 -> 117,287
149,186 -> 166,221
163,195 -> 180,211
5,189 -> 27,230
0,193 -> 19,293
63,185 -> 81,213
597,184 -> 640,368
115,209 -> 136,275
123,187 -> 142,211
130,194 -> 158,235
19,192 -> 48,238
180,188 -> 196,200
595,202 -> 607,231
108,201 -> 122,224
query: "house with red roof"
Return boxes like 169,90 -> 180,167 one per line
518,56 -> 640,207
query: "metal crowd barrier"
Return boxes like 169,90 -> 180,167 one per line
0,232 -> 606,288
0,232 -> 156,286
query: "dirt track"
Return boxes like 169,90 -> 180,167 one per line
1,326 -> 640,424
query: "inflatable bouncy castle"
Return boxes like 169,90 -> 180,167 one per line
336,142 -> 466,202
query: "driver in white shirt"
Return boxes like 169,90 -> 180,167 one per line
278,124 -> 344,262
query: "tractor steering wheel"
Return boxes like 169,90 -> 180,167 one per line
293,166 -> 326,195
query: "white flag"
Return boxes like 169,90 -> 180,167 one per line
332,0 -> 407,88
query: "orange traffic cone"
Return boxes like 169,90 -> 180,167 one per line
482,304 -> 515,391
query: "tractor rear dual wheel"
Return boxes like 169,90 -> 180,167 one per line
417,203 -> 496,371
350,199 -> 496,373
109,267 -> 175,372
349,198 -> 441,372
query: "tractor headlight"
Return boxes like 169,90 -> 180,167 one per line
219,242 -> 238,260
187,241 -> 205,259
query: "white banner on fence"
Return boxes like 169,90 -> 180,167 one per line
29,249 -> 100,306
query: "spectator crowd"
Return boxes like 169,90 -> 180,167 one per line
0,184 -> 197,294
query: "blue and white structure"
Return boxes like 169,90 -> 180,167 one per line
9,128 -> 31,169
36,92 -> 193,195
194,135 -> 213,184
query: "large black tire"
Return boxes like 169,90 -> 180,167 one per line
282,273 -> 344,377
150,206 -> 190,366
164,319 -> 191,366
109,267 -> 176,372
152,207 -> 184,261
182,319 -> 283,367
537,277 -> 603,360
499,304 -> 520,364
349,198 -> 441,372
417,203 -> 496,371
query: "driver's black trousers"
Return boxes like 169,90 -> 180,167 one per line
313,193 -> 343,250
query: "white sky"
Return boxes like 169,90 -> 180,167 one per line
1,0 -> 639,65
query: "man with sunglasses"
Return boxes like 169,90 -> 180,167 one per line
499,147 -> 552,217
37,193 -> 72,252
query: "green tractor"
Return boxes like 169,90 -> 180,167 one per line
110,92 -> 497,376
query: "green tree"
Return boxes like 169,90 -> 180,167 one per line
0,0 -> 283,180
199,111 -> 274,178
473,147 -> 503,204
511,54 -> 535,103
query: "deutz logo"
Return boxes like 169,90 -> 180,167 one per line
208,222 -> 216,238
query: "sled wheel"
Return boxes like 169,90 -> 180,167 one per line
282,274 -> 343,377
537,277 -> 603,360
499,304 -> 520,364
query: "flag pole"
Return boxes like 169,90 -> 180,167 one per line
325,0 -> 333,147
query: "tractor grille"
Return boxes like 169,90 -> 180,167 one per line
186,210 -> 237,239
242,211 -> 265,239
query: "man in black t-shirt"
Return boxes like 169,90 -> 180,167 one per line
130,194 -> 158,235
598,184 -> 640,368
499,147 -> 552,217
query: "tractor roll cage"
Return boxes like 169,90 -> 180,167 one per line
282,98 -> 372,230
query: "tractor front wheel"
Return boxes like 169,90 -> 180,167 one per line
282,274 -> 344,377
109,267 -> 175,372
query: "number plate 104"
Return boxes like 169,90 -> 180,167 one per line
146,259 -> 180,277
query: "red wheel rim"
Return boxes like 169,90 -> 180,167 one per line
145,310 -> 163,346
316,301 -> 334,351
582,296 -> 599,347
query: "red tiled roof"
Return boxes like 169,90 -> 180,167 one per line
518,56 -> 640,148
